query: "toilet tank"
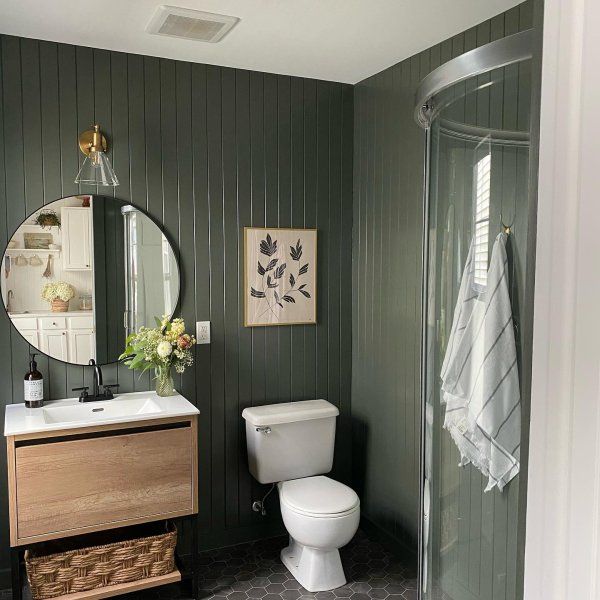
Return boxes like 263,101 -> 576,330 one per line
242,400 -> 339,484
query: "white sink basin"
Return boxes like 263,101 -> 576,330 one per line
4,390 -> 199,436
42,397 -> 163,425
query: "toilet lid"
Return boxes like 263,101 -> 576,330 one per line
279,476 -> 359,516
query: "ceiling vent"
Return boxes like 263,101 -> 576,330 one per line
146,5 -> 240,43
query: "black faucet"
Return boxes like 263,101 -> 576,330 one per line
91,358 -> 103,397
73,359 -> 120,402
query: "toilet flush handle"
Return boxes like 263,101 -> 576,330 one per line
256,426 -> 272,435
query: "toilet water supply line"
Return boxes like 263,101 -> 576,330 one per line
253,483 -> 276,516
252,425 -> 275,516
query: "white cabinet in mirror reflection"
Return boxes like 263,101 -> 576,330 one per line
61,207 -> 93,271
41,329 -> 68,361
21,330 -> 39,347
67,329 -> 95,364
12,313 -> 95,364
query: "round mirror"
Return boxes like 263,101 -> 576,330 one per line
1,195 -> 180,365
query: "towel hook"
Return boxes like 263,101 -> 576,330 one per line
500,211 -> 514,235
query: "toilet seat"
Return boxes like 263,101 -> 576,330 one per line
279,476 -> 360,518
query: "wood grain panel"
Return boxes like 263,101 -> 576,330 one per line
14,426 -> 193,542
0,31 -> 353,574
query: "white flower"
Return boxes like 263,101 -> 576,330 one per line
41,281 -> 75,303
157,341 -> 172,358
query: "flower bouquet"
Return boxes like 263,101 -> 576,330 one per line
41,281 -> 75,312
120,315 -> 196,396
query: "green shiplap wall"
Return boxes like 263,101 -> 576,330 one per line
0,35 -> 353,582
351,0 -> 533,556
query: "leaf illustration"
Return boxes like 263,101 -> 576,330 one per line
267,275 -> 278,288
274,263 -> 287,279
257,261 -> 265,276
283,295 -> 295,303
298,283 -> 306,290
260,234 -> 278,257
289,273 -> 295,287
290,239 -> 303,261
266,258 -> 278,271
299,263 -> 309,275
274,290 -> 280,303
299,289 -> 311,298
250,287 -> 266,298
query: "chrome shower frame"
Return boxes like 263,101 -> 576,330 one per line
414,29 -> 534,600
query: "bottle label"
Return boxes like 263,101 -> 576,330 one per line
24,380 -> 44,402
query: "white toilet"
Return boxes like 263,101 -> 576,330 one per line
242,399 -> 360,592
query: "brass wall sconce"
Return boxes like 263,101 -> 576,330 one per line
75,124 -> 119,187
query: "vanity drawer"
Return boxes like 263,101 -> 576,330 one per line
11,422 -> 196,544
39,316 -> 66,330
67,314 -> 94,329
13,317 -> 37,330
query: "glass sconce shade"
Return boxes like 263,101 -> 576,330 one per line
75,150 -> 119,186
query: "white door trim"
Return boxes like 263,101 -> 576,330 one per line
525,0 -> 600,597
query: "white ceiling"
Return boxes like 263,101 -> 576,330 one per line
0,0 -> 523,84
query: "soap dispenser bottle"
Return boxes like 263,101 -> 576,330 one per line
24,353 -> 44,408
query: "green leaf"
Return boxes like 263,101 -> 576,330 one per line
129,355 -> 146,370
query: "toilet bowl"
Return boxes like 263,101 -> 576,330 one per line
278,476 -> 360,592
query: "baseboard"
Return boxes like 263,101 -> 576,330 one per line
197,520 -> 287,551
359,515 -> 418,564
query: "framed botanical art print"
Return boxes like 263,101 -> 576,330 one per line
244,227 -> 317,327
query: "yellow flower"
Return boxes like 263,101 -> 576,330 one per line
171,319 -> 185,338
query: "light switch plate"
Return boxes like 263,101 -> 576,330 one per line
196,321 -> 211,344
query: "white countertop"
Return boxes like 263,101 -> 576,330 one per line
4,390 -> 199,436
9,310 -> 93,318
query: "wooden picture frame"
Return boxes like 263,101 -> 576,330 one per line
244,227 -> 317,327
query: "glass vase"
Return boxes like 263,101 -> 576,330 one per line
155,366 -> 176,397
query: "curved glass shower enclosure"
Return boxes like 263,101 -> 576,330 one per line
416,31 -> 534,600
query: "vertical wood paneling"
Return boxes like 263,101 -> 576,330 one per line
0,35 -> 353,582
353,38 -> 424,550
303,80 -> 318,399
352,4 -> 533,588
235,69 -> 254,526
290,78 -> 305,402
222,66 -> 239,529
248,70 -> 267,510
316,82 -> 330,401
339,85 -> 354,485
277,76 -> 292,406
191,62 -> 212,531
0,35 -> 11,578
263,74 -> 279,403
93,49 -> 118,392
40,41 -> 66,399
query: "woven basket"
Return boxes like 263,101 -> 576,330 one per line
25,523 -> 177,600
50,299 -> 69,312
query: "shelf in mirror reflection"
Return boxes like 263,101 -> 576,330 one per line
5,249 -> 61,254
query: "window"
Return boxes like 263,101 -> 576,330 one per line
473,153 -> 491,290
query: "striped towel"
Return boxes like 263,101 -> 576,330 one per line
440,232 -> 520,492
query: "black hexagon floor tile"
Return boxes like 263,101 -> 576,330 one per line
0,529 -> 418,600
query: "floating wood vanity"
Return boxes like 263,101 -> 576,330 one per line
4,391 -> 200,599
